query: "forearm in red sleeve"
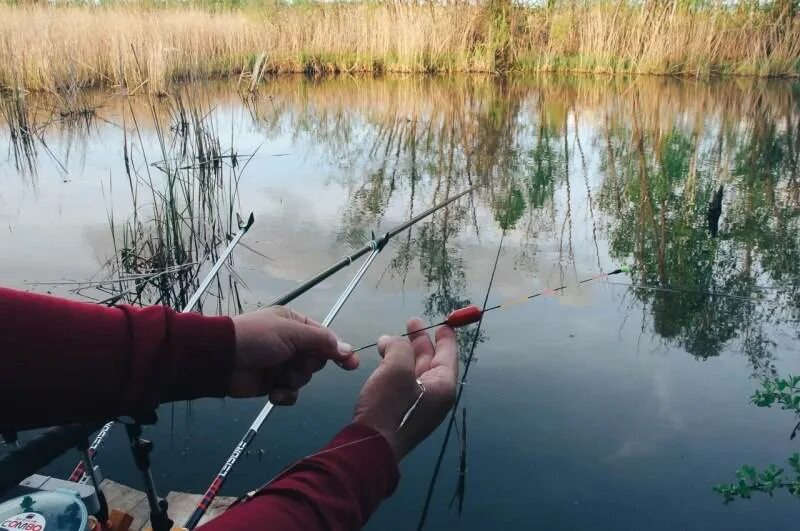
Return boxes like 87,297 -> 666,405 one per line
0,287 -> 236,432
201,423 -> 399,531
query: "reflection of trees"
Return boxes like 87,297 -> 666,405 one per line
249,77 -> 547,355
244,75 -> 800,372
598,85 -> 800,373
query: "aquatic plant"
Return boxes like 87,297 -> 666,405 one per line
0,87 -> 38,174
100,90 -> 249,312
715,375 -> 800,502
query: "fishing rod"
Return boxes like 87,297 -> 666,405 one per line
185,188 -> 476,528
195,193 -> 486,527
67,212 -> 256,484
267,185 -> 477,307
353,267 -> 630,352
185,238 -> 385,529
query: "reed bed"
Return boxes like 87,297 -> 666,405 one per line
0,2 -> 799,93
99,90 -> 247,311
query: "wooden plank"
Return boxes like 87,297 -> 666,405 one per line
98,480 -> 235,529
152,491 -> 237,528
100,480 -> 151,531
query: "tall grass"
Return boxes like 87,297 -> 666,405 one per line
1,2 -> 798,93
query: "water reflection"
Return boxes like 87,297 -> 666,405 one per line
597,86 -> 799,375
2,74 -> 799,529
247,76 -> 799,374
3,75 -> 798,365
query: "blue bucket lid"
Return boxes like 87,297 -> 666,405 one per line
0,491 -> 88,531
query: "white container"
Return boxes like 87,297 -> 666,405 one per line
0,491 -> 88,531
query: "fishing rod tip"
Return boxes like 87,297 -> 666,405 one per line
243,212 -> 255,230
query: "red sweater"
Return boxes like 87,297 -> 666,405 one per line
0,287 -> 399,530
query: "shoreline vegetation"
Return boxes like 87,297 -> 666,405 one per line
1,1 -> 799,93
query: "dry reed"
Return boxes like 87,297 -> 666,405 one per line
1,2 -> 799,93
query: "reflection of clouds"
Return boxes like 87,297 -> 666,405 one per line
232,190 -> 348,284
606,364 -> 685,461
82,220 -> 117,268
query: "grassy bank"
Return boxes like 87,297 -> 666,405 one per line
1,1 -> 799,93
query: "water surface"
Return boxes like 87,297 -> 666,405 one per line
2,75 -> 799,530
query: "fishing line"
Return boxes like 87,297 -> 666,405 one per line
350,267 -> 789,353
353,268 -> 629,353
602,280 -> 765,303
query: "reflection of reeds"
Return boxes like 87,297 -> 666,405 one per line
1,3 -> 799,93
102,91 -> 248,312
1,88 -> 37,174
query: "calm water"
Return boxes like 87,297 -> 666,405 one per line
2,75 -> 800,530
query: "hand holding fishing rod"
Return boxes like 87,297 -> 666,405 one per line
185,188 -> 477,528
229,306 -> 358,403
68,213 -> 257,483
184,234 -> 385,528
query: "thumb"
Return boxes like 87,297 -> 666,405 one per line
279,320 -> 354,365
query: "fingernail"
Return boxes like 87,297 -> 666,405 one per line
337,341 -> 353,356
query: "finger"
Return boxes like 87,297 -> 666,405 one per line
376,335 -> 392,358
433,325 -> 459,384
280,319 -> 355,366
289,349 -> 358,374
338,352 -> 360,371
406,317 -> 435,376
227,371 -> 267,398
271,306 -> 324,329
377,335 -> 415,375
293,356 -> 326,375
276,369 -> 312,390
270,388 -> 299,405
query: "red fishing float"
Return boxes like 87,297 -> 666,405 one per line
444,305 -> 483,328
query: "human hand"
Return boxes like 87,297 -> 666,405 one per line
230,306 -> 358,404
352,317 -> 458,461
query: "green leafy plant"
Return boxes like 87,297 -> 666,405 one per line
752,375 -> 800,439
714,459 -> 800,503
714,376 -> 800,503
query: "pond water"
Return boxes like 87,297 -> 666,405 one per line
2,75 -> 800,530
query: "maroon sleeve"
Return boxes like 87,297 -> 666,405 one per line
0,287 -> 236,432
201,423 -> 399,531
